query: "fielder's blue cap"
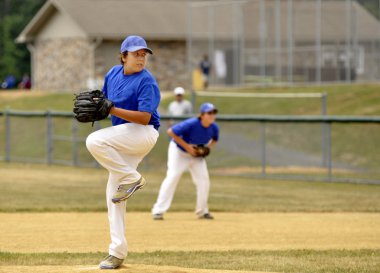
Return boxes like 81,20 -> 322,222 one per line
120,35 -> 153,54
199,102 -> 218,113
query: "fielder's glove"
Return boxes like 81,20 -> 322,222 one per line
73,90 -> 114,125
193,145 -> 210,158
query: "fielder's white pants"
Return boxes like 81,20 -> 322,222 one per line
152,141 -> 210,216
86,123 -> 159,259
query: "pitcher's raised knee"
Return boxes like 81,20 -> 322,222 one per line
86,132 -> 103,153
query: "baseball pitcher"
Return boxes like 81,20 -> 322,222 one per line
74,35 -> 160,269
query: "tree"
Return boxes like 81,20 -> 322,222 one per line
357,0 -> 379,18
0,0 -> 44,83
0,15 -> 24,77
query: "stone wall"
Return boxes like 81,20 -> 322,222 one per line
34,38 -> 93,91
33,39 -> 189,92
147,41 -> 189,91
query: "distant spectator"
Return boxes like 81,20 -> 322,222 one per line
1,75 -> 16,89
168,87 -> 193,116
18,74 -> 31,89
167,87 -> 193,127
199,55 -> 211,89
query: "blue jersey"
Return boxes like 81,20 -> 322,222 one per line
171,117 -> 219,152
102,65 -> 160,130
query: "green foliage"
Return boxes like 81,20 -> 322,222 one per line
0,0 -> 44,81
358,0 -> 380,18
0,15 -> 25,77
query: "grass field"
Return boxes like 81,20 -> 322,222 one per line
2,84 -> 380,115
0,162 -> 380,272
1,162 -> 380,212
1,84 -> 380,179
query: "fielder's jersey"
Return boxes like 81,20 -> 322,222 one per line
102,65 -> 160,130
171,117 -> 219,152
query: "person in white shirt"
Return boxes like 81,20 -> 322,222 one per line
168,87 -> 193,117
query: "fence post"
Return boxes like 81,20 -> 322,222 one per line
187,3 -> 193,90
260,121 -> 266,175
46,110 -> 53,165
321,92 -> 327,115
287,0 -> 293,84
72,118 -> 79,167
321,92 -> 328,167
4,108 -> 10,162
326,121 -> 332,180
191,89 -> 196,112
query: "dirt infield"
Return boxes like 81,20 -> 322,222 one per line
0,264 -> 277,273
1,212 -> 379,253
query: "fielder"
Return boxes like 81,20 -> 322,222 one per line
75,35 -> 160,269
152,103 -> 219,220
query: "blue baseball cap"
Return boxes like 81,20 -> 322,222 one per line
120,35 -> 153,54
199,102 -> 218,113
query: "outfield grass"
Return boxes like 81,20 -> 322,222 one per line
0,91 -> 73,111
1,84 -> 380,176
165,84 -> 380,116
1,84 -> 380,114
1,249 -> 379,273
1,162 -> 380,212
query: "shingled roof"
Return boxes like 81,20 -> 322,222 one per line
16,0 -> 192,42
17,0 -> 380,43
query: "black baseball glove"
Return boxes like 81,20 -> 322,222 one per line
193,145 -> 210,158
73,90 -> 114,125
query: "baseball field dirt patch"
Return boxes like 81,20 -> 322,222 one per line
1,212 -> 379,253
1,212 -> 379,272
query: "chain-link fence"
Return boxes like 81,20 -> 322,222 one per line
1,110 -> 379,184
187,0 -> 380,87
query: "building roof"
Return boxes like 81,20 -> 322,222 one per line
17,0 -> 193,42
17,0 -> 380,43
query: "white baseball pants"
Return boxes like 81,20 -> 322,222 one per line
152,141 -> 210,216
86,123 -> 159,259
